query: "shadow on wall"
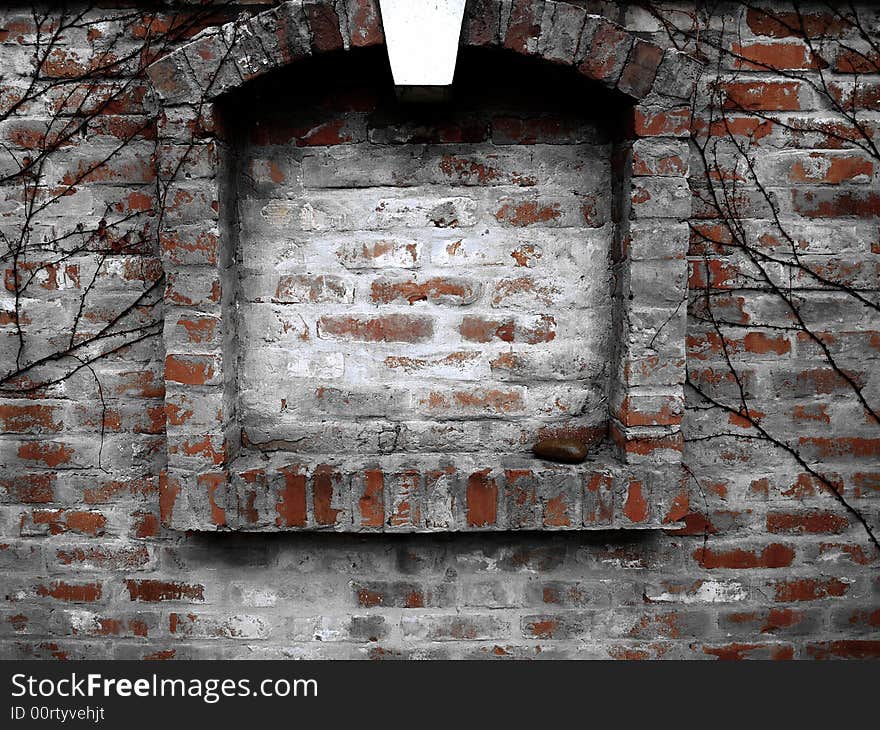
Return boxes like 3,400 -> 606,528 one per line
183,522 -> 664,571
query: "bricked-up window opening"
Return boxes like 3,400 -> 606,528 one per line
152,4 -> 696,532
228,49 -> 617,469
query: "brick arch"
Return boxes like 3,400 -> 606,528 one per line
146,0 -> 701,106
147,0 -> 702,532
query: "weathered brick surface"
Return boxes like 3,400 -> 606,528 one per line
0,0 -> 878,660
147,2 -> 690,529
233,52 -> 616,471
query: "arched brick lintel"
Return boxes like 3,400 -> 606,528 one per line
146,0 -> 702,109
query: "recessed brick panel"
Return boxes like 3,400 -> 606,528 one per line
147,9 -> 692,532
233,51 -> 616,467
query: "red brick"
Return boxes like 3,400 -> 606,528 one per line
505,469 -> 538,529
852,472 -> 880,498
422,388 -> 525,416
806,641 -> 880,659
742,332 -> 791,355
622,480 -> 649,523
633,107 -> 690,137
466,470 -> 498,527
618,39 -> 664,98
125,579 -> 204,602
494,200 -> 561,226
370,277 -> 478,306
732,41 -> 823,70
745,8 -> 847,38
313,465 -> 342,526
798,437 -> 880,459
1,473 -> 54,503
543,490 -> 574,528
27,509 -> 106,537
492,116 -> 586,145
276,465 -> 307,528
17,441 -> 73,467
164,355 -> 216,385
160,229 -> 218,265
835,48 -> 880,74
36,581 -> 102,603
789,153 -> 873,184
792,190 -> 880,218
175,316 -> 218,344
318,314 -> 433,343
721,80 -> 803,111
459,315 -> 555,344
54,545 -> 151,570
702,642 -> 794,660
0,404 -> 61,433
616,395 -> 682,427
347,0 -> 383,47
304,1 -> 344,53
159,473 -> 180,526
503,0 -> 541,54
611,428 -> 683,459
114,371 -> 164,398
767,510 -> 849,535
132,510 -> 159,539
577,20 -> 631,85
388,469 -> 420,529
694,544 -> 795,569
358,469 -> 385,528
772,578 -> 849,602
199,472 -> 227,527
584,471 -> 614,526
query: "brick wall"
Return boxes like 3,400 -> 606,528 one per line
0,0 -> 878,660
235,50 -> 613,458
